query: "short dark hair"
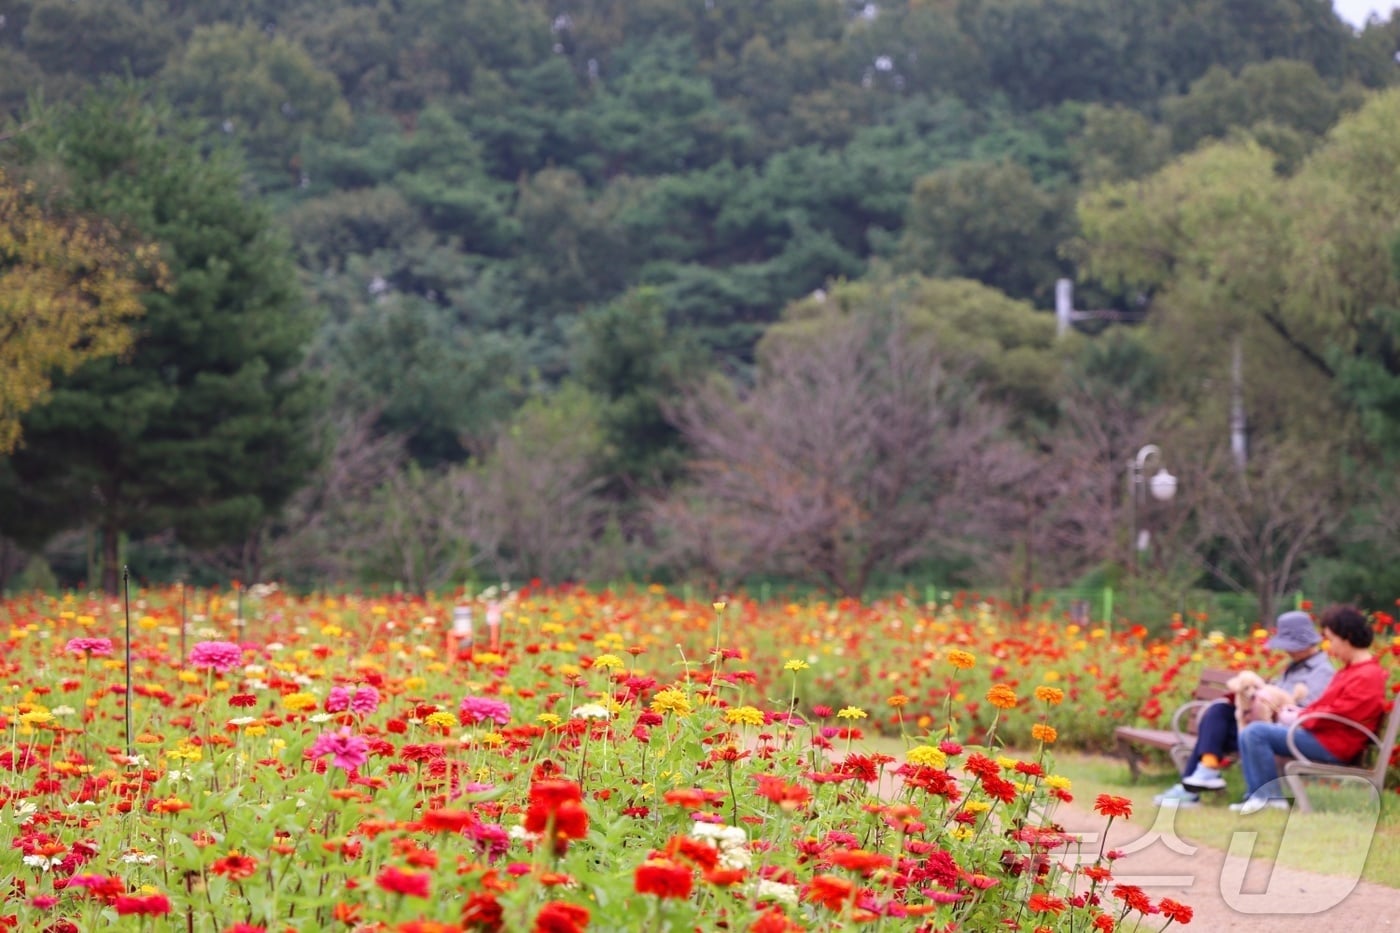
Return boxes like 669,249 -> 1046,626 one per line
1320,604 -> 1373,649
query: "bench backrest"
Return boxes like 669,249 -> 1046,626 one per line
1193,668 -> 1236,703
1360,703 -> 1400,782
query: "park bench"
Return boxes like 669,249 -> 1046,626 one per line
1113,668 -> 1236,782
1282,704 -> 1400,813
1115,666 -> 1398,813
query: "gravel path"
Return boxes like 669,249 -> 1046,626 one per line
1050,798 -> 1400,930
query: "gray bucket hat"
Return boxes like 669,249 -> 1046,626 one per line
1266,610 -> 1322,651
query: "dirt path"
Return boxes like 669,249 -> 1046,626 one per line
1049,798 -> 1400,930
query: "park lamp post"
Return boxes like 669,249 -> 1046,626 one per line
1128,444 -> 1178,568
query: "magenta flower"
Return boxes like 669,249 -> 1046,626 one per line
307,728 -> 370,772
64,638 -> 114,657
350,686 -> 380,715
188,641 -> 243,673
459,695 -> 511,726
325,686 -> 351,713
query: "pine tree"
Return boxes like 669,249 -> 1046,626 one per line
0,89 -> 321,591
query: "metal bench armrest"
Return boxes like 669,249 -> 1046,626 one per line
1170,699 -> 1216,746
1284,711 -> 1380,763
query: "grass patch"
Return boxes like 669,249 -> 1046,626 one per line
1051,751 -> 1400,889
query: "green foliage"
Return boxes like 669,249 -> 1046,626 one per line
0,88 -> 321,589
572,287 -> 698,490
4,0 -> 1400,596
1162,60 -> 1361,159
161,23 -> 352,189
22,0 -> 175,80
896,160 -> 1071,303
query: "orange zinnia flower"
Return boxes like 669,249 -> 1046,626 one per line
985,684 -> 1018,710
826,848 -> 891,876
804,873 -> 855,910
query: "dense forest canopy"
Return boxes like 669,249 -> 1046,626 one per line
2,0 -> 1399,623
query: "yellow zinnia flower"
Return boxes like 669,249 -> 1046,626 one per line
723,706 -> 765,727
907,746 -> 947,769
650,688 -> 692,716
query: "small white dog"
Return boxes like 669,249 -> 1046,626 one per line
1226,670 -> 1307,730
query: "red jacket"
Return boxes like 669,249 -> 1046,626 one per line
1302,658 -> 1389,763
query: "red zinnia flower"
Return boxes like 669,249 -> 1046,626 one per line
210,853 -> 258,880
669,836 -> 719,871
533,901 -> 589,933
1158,897 -> 1194,924
1094,794 -> 1133,820
1112,884 -> 1156,916
524,780 -> 589,854
634,858 -> 693,899
754,775 -> 811,811
376,866 -> 432,898
113,894 -> 171,916
1027,892 -> 1067,915
462,892 -> 504,932
422,809 -> 478,833
750,907 -> 802,932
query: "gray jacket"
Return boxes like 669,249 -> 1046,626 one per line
1271,651 -> 1335,707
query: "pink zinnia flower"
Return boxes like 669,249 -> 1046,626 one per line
307,728 -> 370,772
459,695 -> 511,726
64,637 -> 114,657
189,641 -> 243,673
325,686 -> 351,713
350,686 -> 380,714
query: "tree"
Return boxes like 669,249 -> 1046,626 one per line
770,275 -> 1064,432
1188,440 -> 1347,624
572,287 -> 697,491
0,90 -> 320,592
1162,60 -> 1360,162
460,385 -> 611,584
21,0 -> 175,81
661,306 -> 1012,596
895,160 -> 1071,303
161,23 -> 351,189
0,170 -> 162,453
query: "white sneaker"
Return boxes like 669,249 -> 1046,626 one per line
1229,796 -> 1290,814
1153,783 -> 1200,805
1182,765 -> 1227,791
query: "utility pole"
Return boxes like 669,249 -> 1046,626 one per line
1054,279 -> 1147,337
1230,336 -> 1247,469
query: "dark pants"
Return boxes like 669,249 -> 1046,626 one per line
1183,700 -> 1238,776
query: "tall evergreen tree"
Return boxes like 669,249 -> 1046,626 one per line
0,89 -> 321,591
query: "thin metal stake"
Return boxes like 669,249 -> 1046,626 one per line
123,565 -> 133,760
180,580 -> 187,663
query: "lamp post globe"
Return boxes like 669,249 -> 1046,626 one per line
1148,468 -> 1178,502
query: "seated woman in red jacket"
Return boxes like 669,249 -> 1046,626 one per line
1232,604 -> 1389,814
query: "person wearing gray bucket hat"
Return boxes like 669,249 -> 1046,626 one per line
1266,610 -> 1324,652
1154,609 -> 1335,805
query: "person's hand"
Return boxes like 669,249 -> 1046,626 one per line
1278,705 -> 1301,726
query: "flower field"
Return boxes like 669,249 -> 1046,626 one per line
1,584 -> 1396,932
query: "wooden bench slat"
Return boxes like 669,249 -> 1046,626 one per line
1113,668 -> 1236,782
